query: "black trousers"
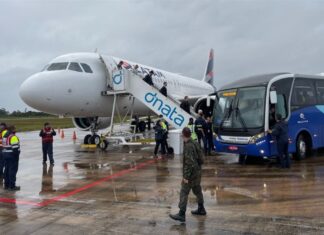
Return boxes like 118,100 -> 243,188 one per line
3,152 -> 19,188
42,143 -> 54,163
277,141 -> 290,168
154,140 -> 165,155
206,135 -> 214,154
0,151 -> 4,177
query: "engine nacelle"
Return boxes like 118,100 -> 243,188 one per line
72,117 -> 111,131
193,96 -> 216,116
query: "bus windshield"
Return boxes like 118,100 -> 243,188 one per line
213,86 -> 266,130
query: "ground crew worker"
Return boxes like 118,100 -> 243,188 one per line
187,118 -> 197,141
143,70 -> 154,86
3,125 -> 20,191
39,123 -> 56,165
204,116 -> 215,156
169,127 -> 206,222
269,114 -> 290,168
154,120 -> 166,157
0,123 -> 7,179
160,116 -> 169,154
195,110 -> 207,152
160,82 -> 167,97
180,96 -> 191,114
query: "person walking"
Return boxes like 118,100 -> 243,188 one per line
39,123 -> 56,165
187,118 -> 197,141
195,110 -> 207,153
0,123 -> 7,179
2,125 -> 20,191
154,120 -> 166,157
160,82 -> 167,97
269,114 -> 290,168
143,70 -> 154,86
204,116 -> 215,156
169,127 -> 206,222
180,96 -> 191,114
160,117 -> 169,154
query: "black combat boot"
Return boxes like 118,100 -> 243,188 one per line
191,204 -> 207,215
169,210 -> 186,222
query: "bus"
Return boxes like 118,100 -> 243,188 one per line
212,73 -> 324,163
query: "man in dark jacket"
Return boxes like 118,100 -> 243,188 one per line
39,123 -> 56,165
160,82 -> 167,97
169,127 -> 206,222
180,96 -> 191,114
204,116 -> 214,156
143,70 -> 154,86
195,110 -> 207,151
154,120 -> 166,157
269,114 -> 290,168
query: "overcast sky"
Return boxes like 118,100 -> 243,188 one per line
1,0 -> 324,111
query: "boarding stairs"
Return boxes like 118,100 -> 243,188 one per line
102,68 -> 196,130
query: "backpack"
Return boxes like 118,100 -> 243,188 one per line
192,141 -> 204,165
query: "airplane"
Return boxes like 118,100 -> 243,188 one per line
19,49 -> 216,146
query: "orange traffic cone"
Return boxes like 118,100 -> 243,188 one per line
72,131 -> 77,140
61,130 -> 65,139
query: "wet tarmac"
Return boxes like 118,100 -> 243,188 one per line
1,129 -> 324,234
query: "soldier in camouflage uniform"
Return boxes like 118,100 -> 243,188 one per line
169,127 -> 206,222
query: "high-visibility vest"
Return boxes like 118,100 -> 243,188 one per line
0,129 -> 8,148
3,133 -> 20,153
187,124 -> 198,140
161,121 -> 167,130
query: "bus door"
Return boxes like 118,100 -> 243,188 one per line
269,93 -> 288,157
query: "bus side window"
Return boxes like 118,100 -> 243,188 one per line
291,78 -> 316,111
315,80 -> 324,104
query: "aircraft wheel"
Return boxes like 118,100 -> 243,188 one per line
99,140 -> 108,150
90,134 -> 100,145
84,134 -> 92,144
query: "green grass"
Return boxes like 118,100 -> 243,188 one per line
0,117 -> 74,132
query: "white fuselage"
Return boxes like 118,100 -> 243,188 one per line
19,53 -> 214,117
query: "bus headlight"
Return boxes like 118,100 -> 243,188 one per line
249,132 -> 265,144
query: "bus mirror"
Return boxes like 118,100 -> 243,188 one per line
270,91 -> 277,104
206,96 -> 211,107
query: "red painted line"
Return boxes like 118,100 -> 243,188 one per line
0,197 -> 40,206
0,159 -> 156,207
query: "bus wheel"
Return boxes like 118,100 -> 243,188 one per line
294,135 -> 307,160
238,154 -> 246,164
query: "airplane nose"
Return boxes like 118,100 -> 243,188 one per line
19,73 -> 45,110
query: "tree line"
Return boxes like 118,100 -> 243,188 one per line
0,108 -> 52,118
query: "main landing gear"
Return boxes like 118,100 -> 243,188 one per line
83,119 -> 109,151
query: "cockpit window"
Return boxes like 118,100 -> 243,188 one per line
47,62 -> 69,71
41,64 -> 49,72
80,63 -> 93,73
68,62 -> 83,72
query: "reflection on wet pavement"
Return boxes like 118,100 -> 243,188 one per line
0,129 -> 324,234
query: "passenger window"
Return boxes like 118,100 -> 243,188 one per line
68,62 -> 83,72
47,62 -> 69,71
80,63 -> 93,73
291,78 -> 316,110
316,80 -> 324,104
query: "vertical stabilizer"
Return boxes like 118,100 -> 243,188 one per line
203,49 -> 214,86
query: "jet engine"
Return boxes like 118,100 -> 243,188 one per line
193,96 -> 216,116
72,117 -> 111,131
